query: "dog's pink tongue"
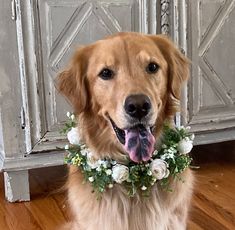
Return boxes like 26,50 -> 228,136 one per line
124,126 -> 155,163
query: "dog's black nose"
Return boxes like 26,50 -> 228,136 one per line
124,94 -> 151,120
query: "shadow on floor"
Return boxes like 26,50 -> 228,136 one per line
191,140 -> 235,164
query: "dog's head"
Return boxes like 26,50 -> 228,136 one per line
57,33 -> 189,163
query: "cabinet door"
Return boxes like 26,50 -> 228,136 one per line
185,0 -> 235,144
19,0 -> 157,153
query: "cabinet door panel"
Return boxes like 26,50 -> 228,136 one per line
22,0 -> 153,153
187,0 -> 235,142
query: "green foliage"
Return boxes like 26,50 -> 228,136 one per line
126,163 -> 156,197
63,113 -> 194,197
60,114 -> 76,134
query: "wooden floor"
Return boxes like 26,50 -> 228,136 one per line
0,141 -> 235,230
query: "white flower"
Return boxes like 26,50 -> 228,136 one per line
66,112 -> 71,118
190,133 -> 195,141
67,127 -> 80,145
98,160 -> 108,168
141,186 -> 147,191
151,177 -> 157,185
168,153 -> 175,159
111,160 -> 117,165
177,139 -> 193,154
64,144 -> 69,150
153,150 -> 158,156
106,169 -> 112,175
87,152 -> 99,169
70,114 -> 75,120
88,176 -> 94,182
150,159 -> 169,180
96,166 -> 102,172
80,148 -> 89,156
112,164 -> 129,184
108,184 -> 114,189
160,153 -> 175,160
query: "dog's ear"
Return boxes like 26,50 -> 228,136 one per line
148,35 -> 189,112
56,46 -> 92,114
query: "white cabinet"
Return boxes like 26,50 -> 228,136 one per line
186,0 -> 235,144
0,0 -> 157,202
0,0 -> 234,202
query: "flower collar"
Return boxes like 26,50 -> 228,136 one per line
63,112 -> 194,197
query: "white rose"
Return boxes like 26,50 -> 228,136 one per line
150,159 -> 169,180
67,127 -> 80,145
177,139 -> 193,154
112,164 -> 129,184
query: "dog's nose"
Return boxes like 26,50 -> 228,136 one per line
124,94 -> 151,120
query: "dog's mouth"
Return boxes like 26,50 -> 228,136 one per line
109,118 -> 155,163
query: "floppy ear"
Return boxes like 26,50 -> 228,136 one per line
56,46 -> 91,114
148,35 -> 189,112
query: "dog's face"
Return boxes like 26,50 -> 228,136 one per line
58,33 -> 188,163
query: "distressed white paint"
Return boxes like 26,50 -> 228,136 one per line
172,0 -> 188,125
4,171 -> 30,202
0,110 -> 5,159
11,0 -> 17,20
3,151 -> 66,172
149,0 -> 157,34
0,68 -> 10,99
186,0 -> 235,136
0,0 -> 26,159
15,0 -> 32,152
138,0 -> 148,33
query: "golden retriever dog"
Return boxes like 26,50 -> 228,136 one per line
58,32 -> 193,230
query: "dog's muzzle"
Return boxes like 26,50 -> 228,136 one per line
109,94 -> 155,163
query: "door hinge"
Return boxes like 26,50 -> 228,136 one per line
11,0 -> 16,21
21,107 -> 26,129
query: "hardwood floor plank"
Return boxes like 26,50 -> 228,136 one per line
0,200 -> 10,230
24,197 -> 66,230
187,219 -> 204,230
189,206 -> 228,230
6,203 -> 42,230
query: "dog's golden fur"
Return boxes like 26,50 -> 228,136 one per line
58,32 -> 194,230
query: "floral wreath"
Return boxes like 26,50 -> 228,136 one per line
63,112 -> 194,197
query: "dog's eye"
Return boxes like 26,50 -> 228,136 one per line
146,62 -> 159,74
98,68 -> 114,80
